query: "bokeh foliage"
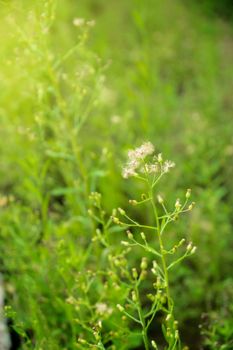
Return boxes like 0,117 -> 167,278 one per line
0,0 -> 232,349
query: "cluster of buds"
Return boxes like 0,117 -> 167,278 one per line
186,242 -> 197,255
169,238 -> 186,254
175,199 -> 181,210
111,215 -> 120,225
89,191 -> 101,207
151,260 -> 160,275
164,317 -> 179,342
140,232 -> 146,241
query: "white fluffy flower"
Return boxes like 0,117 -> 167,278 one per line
95,302 -> 113,315
73,18 -> 85,27
162,160 -> 175,173
122,142 -> 155,178
128,142 -> 154,161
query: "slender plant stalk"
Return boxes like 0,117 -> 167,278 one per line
150,190 -> 172,313
135,282 -> 150,350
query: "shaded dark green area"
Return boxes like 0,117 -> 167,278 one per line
187,0 -> 233,20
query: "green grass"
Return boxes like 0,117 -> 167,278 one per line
0,0 -> 233,349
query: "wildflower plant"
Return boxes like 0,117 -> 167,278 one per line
112,142 -> 196,350
1,0 -> 232,349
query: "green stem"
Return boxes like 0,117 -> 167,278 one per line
135,283 -> 150,350
150,190 -> 172,313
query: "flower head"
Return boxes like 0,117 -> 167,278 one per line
128,142 -> 154,161
122,142 -> 175,179
95,302 -> 113,316
162,160 -> 175,173
122,142 -> 155,178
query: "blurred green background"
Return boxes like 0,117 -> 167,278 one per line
0,0 -> 232,349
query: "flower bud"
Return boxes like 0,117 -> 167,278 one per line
178,238 -> 185,246
93,331 -> 100,341
156,277 -> 162,288
188,202 -> 195,210
118,207 -> 125,215
112,216 -> 120,224
132,291 -> 137,302
78,338 -> 87,344
116,304 -> 124,312
175,199 -> 181,210
132,268 -> 138,279
96,229 -> 101,236
112,208 -> 117,216
157,195 -> 164,204
140,232 -> 146,240
147,293 -> 155,301
191,246 -> 197,254
127,230 -> 133,240
158,153 -> 163,163
129,199 -> 137,205
140,270 -> 147,280
151,340 -> 158,349
167,328 -> 171,338
140,257 -> 148,270
186,242 -> 192,252
87,209 -> 93,216
186,189 -> 191,199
